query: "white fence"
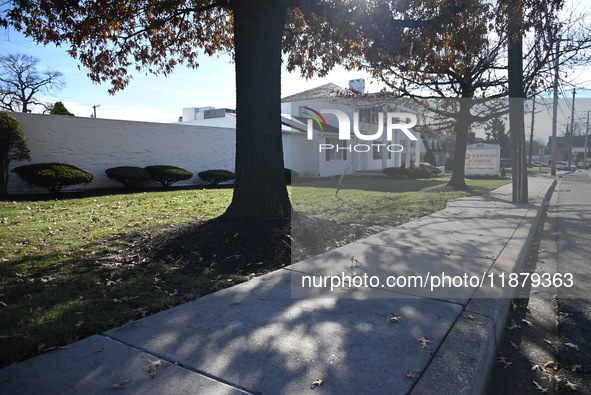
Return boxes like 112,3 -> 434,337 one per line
8,113 -> 235,194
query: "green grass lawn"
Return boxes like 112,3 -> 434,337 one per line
0,176 -> 510,366
291,176 -> 511,225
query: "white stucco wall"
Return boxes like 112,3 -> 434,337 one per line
8,113 -> 235,194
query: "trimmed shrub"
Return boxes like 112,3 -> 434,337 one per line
145,165 -> 193,187
105,166 -> 151,189
419,164 -> 442,176
13,163 -> 93,193
383,167 -> 413,179
409,165 -> 431,179
198,169 -> 235,185
285,168 -> 299,184
0,112 -> 30,196
383,165 -> 441,179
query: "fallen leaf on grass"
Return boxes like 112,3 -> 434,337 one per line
145,360 -> 165,376
509,340 -> 520,350
532,364 -> 542,371
532,380 -> 548,393
565,380 -> 577,391
133,307 -> 149,318
521,319 -> 534,328
311,379 -> 324,389
543,361 -> 557,371
564,342 -> 580,351
112,379 -> 132,389
571,365 -> 582,372
388,313 -> 402,323
406,369 -> 422,378
417,337 -> 432,349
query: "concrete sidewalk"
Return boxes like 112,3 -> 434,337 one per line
0,176 -> 557,395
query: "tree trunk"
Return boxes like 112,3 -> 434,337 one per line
223,0 -> 292,219
447,100 -> 471,190
0,158 -> 8,196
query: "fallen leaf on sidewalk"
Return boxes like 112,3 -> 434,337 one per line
406,369 -> 421,378
532,380 -> 548,393
311,379 -> 324,389
507,319 -> 521,330
349,256 -> 363,268
417,337 -> 432,349
145,359 -> 165,376
496,356 -> 512,369
388,313 -> 401,323
112,379 -> 132,389
564,342 -> 579,351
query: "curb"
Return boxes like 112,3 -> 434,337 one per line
410,178 -> 558,395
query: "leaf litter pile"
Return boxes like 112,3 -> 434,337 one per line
118,212 -> 379,275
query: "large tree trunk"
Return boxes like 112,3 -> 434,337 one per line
223,0 -> 292,219
447,100 -> 471,190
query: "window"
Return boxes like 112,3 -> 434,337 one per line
325,137 -> 348,161
359,107 -> 379,124
372,141 -> 392,160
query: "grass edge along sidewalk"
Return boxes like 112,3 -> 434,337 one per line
0,177 -> 509,367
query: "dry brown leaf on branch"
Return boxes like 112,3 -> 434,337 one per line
145,359 -> 165,376
417,337 -> 432,349
406,369 -> 422,378
311,379 -> 324,389
112,379 -> 132,389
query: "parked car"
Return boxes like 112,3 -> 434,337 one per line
531,161 -> 548,167
555,161 -> 576,171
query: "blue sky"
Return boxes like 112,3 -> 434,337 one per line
2,28 -> 370,123
2,13 -> 591,143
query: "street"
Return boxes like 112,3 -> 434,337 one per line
486,171 -> 591,394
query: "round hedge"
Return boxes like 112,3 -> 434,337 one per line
198,169 -> 235,185
145,165 -> 193,187
105,166 -> 151,189
13,162 -> 93,193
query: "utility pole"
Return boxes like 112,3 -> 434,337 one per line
506,0 -> 528,203
569,89 -> 576,169
585,110 -> 589,169
528,96 -> 536,166
92,104 -> 100,118
551,40 -> 560,176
